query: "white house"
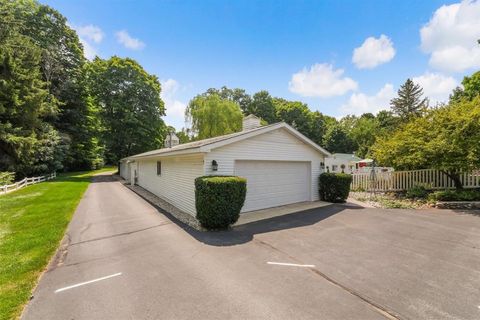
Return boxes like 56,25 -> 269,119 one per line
325,153 -> 362,174
119,115 -> 331,216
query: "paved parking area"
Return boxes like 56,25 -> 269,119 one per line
22,175 -> 480,320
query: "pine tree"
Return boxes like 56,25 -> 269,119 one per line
390,79 -> 428,120
0,14 -> 62,176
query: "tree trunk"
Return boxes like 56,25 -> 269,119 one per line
440,170 -> 463,190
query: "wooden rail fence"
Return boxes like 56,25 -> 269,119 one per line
351,169 -> 480,192
1,172 -> 56,195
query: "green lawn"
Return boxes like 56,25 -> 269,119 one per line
0,167 -> 116,320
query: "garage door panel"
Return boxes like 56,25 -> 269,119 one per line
235,160 -> 311,212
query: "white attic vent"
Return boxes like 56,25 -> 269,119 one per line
242,114 -> 262,131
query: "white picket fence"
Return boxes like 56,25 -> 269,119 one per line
351,169 -> 480,192
1,172 -> 56,195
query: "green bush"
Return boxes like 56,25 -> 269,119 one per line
429,189 -> 480,202
0,172 -> 15,185
406,185 -> 429,199
318,173 -> 352,203
195,176 -> 247,229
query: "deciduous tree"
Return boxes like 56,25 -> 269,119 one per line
372,98 -> 480,189
204,86 -> 252,112
86,57 -> 166,163
323,125 -> 356,154
246,90 -> 277,123
450,71 -> 480,103
186,94 -> 243,139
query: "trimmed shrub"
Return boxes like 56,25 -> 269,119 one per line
429,189 -> 480,202
319,173 -> 352,203
406,185 -> 429,199
195,176 -> 247,229
0,172 -> 15,185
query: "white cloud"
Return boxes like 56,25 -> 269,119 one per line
71,24 -> 104,60
115,30 -> 145,50
79,38 -> 97,60
352,34 -> 396,69
412,72 -> 457,104
75,24 -> 104,43
161,79 -> 187,130
420,0 -> 480,72
340,84 -> 395,116
289,63 -> 358,97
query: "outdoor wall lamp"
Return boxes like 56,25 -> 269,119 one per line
211,160 -> 218,171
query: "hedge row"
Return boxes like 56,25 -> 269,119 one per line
195,176 -> 247,229
318,173 -> 352,203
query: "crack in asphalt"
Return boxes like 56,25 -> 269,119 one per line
69,221 -> 172,247
79,223 -> 92,237
254,239 -> 405,320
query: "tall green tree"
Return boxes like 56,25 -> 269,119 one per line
390,79 -> 428,120
86,56 -> 166,163
450,71 -> 480,103
27,2 -> 103,170
246,90 -> 277,123
273,98 -> 311,134
344,114 -> 379,159
176,128 -> 191,144
6,0 -> 103,170
307,111 -> 329,147
204,86 -> 252,112
376,110 -> 400,132
323,124 -> 356,154
0,2 -> 63,176
372,98 -> 480,189
186,94 -> 243,139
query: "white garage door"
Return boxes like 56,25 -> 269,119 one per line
235,160 -> 311,212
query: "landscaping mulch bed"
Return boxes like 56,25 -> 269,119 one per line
349,191 -> 432,209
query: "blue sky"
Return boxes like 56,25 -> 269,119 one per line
41,0 -> 480,129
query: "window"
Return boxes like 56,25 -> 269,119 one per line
332,165 -> 338,172
157,161 -> 162,175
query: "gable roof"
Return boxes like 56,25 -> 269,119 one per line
123,122 -> 331,161
330,153 -> 362,162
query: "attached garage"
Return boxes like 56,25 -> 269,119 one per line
235,160 -> 311,212
119,115 -> 331,217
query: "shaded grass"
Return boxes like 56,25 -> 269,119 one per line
0,167 -> 116,320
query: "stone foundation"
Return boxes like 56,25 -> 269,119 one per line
436,201 -> 480,210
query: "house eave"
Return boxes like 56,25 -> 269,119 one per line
124,148 -> 204,161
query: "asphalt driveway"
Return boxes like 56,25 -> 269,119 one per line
22,174 -> 480,320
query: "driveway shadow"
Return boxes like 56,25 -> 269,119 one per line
179,203 -> 364,247
112,174 -> 365,247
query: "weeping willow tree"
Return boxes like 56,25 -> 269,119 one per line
185,93 -> 243,140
